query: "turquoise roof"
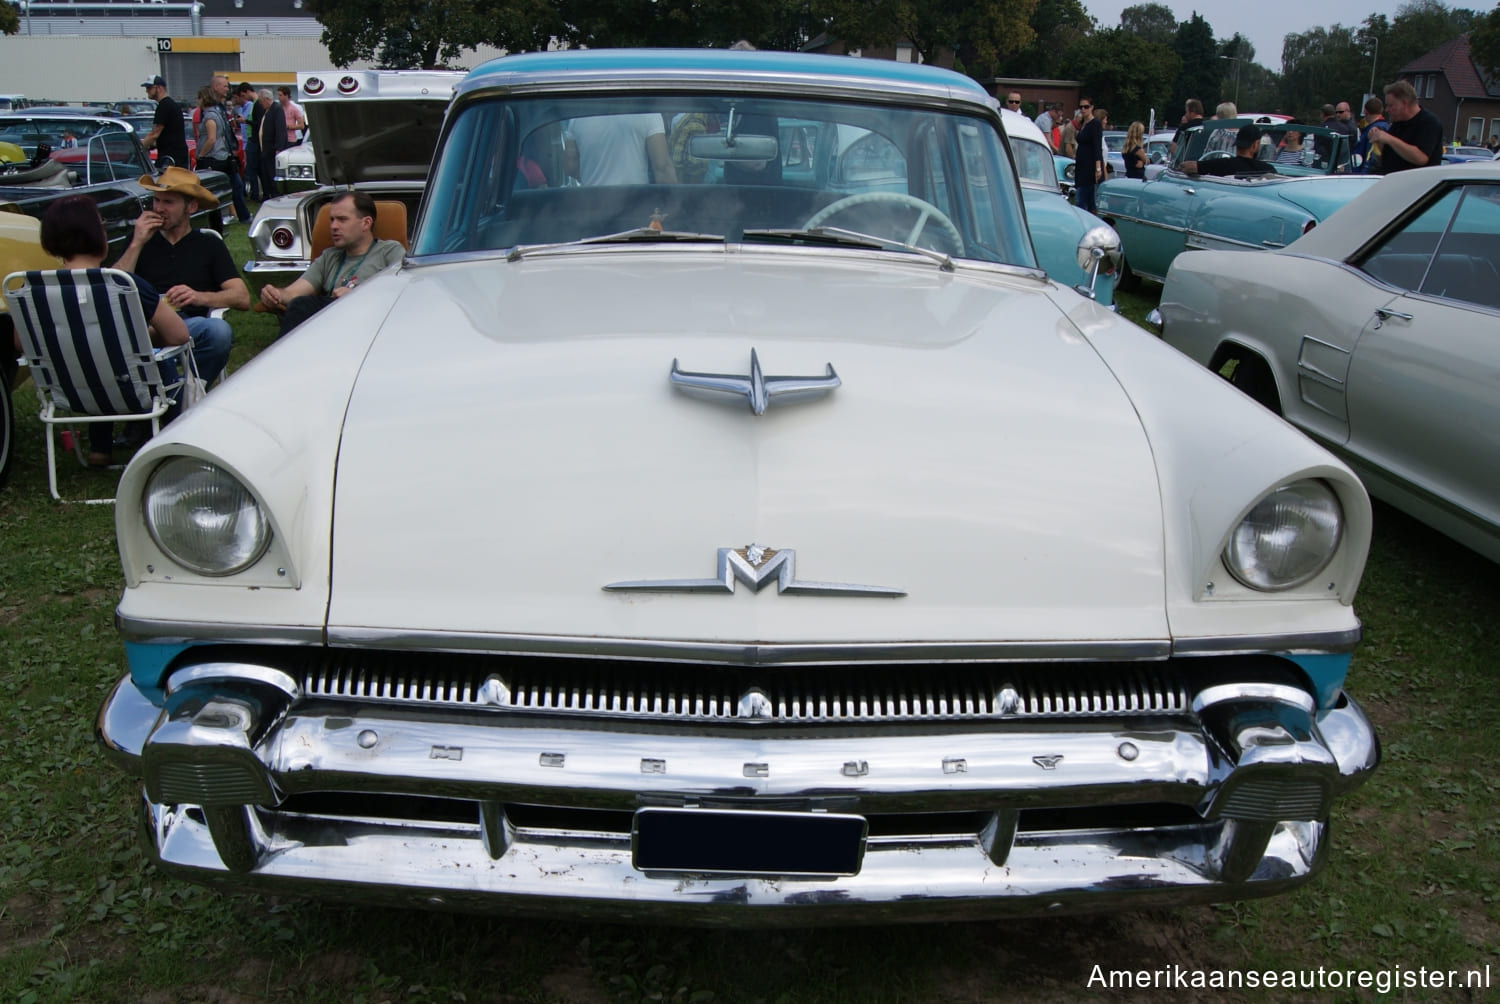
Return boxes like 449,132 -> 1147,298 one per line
465,48 -> 989,99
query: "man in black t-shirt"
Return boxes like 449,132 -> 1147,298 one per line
140,76 -> 190,169
114,167 -> 247,384
1182,124 -> 1275,177
1371,79 -> 1443,174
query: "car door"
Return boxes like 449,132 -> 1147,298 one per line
1344,181 -> 1500,534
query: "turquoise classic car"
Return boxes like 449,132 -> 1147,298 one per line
1096,118 -> 1376,285
1001,110 -> 1119,307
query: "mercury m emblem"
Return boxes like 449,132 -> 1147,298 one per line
604,545 -> 904,597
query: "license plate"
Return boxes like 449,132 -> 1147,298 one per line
632,808 -> 867,876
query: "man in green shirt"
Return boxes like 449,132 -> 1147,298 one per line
259,190 -> 404,337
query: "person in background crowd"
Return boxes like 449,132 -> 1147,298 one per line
1274,129 -> 1307,164
1122,120 -> 1147,178
258,191 -> 404,337
1060,108 -> 1080,158
278,86 -> 306,144
139,75 -> 189,168
1486,134 -> 1499,153
113,166 -> 243,384
1004,91 -> 1023,114
1215,101 -> 1238,119
1035,102 -> 1053,145
1370,79 -> 1443,174
1170,98 -> 1204,155
1323,101 -> 1357,140
1073,99 -> 1103,212
1354,96 -> 1390,173
208,73 -> 250,222
255,88 -> 287,200
1183,123 -> 1273,176
234,82 -> 260,201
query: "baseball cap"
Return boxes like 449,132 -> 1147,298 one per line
142,75 -> 166,89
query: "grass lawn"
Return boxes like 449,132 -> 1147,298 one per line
1,237 -> 1497,1001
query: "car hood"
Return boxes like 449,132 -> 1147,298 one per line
323,251 -> 1172,648
301,72 -> 460,185
1271,176 -> 1378,220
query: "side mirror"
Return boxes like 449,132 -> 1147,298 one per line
1073,225 -> 1122,300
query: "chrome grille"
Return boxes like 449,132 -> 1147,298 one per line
299,651 -> 1195,725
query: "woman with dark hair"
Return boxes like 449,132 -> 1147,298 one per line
38,195 -> 189,467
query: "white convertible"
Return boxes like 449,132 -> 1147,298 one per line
97,50 -> 1378,922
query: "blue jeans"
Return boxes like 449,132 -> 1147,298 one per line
185,315 -> 233,384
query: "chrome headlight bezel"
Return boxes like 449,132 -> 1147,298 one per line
143,457 -> 273,577
1223,479 -> 1344,592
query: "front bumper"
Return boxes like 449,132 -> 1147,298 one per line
98,656 -> 1379,923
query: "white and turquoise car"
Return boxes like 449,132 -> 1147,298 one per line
97,50 -> 1377,923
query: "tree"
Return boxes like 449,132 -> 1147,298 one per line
1002,0 -> 1094,79
1382,0 -> 1480,75
557,0 -> 819,50
1279,24 -> 1367,117
816,0 -> 1039,73
1,0 -> 18,35
1171,12 -> 1220,112
1473,5 -> 1500,78
1120,2 -> 1177,45
1060,26 -> 1180,125
310,0 -> 572,68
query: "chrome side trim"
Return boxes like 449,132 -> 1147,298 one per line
1172,628 -> 1361,656
115,613 -> 323,646
114,616 -> 1359,662
327,631 -> 1171,665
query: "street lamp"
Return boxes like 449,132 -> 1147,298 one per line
1367,36 -> 1380,97
1219,55 -> 1241,107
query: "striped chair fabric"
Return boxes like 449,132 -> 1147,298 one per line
2,267 -> 192,502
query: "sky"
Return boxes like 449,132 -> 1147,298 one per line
1084,0 -> 1407,73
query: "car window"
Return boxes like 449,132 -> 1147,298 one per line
1009,135 -> 1057,188
416,93 -> 1034,268
1358,184 -> 1500,310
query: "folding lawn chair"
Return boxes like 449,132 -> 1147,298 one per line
2,267 -> 197,503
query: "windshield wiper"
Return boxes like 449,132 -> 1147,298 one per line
507,227 -> 725,262
741,226 -> 954,271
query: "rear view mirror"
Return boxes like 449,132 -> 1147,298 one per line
688,134 -> 778,162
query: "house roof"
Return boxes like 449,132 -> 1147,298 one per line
1398,33 -> 1500,99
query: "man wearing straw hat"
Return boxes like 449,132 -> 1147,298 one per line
114,166 -> 247,384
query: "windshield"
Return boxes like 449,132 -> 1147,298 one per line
1176,120 -> 1350,176
416,93 -> 1035,267
0,116 -> 128,160
1009,135 -> 1058,190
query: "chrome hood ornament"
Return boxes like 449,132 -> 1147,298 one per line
604,545 -> 904,597
670,348 -> 839,415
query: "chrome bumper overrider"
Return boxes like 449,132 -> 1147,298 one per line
97,667 -> 1379,922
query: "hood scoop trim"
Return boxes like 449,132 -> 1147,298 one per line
670,347 -> 839,415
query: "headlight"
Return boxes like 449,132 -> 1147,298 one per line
1223,480 -> 1342,591
144,458 -> 271,576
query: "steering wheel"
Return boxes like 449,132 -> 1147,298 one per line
804,191 -> 964,254
1201,150 -> 1232,161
